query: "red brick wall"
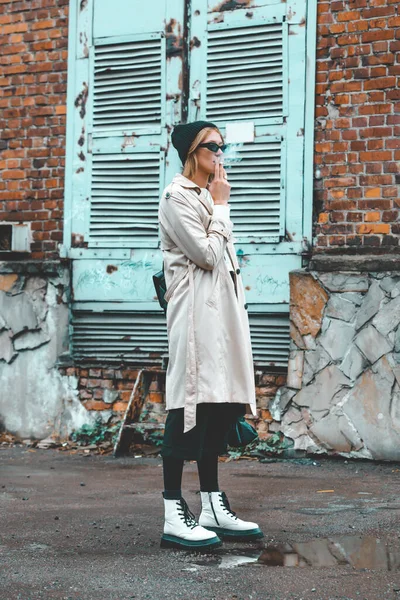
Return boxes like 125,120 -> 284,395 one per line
0,0 -> 68,259
60,366 -> 141,414
59,365 -> 286,441
314,0 -> 400,253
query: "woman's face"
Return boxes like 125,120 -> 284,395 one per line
194,130 -> 224,176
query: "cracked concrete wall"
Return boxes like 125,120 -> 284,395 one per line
272,269 -> 400,460
0,263 -> 96,439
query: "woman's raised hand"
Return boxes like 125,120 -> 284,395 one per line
208,160 -> 231,205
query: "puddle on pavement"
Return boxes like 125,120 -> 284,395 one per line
192,548 -> 260,569
296,503 -> 400,516
190,535 -> 400,571
296,505 -> 356,515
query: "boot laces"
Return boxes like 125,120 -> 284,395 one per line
219,492 -> 237,520
177,498 -> 197,529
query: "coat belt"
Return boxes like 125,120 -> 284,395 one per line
184,262 -> 197,433
162,258 -> 198,432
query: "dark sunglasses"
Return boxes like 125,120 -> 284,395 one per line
197,142 -> 227,153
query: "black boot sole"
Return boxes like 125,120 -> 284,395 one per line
160,533 -> 222,550
205,526 -> 264,542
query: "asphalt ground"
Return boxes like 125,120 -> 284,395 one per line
1,448 -> 400,600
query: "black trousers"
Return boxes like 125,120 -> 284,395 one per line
161,402 -> 246,461
162,403 -> 246,498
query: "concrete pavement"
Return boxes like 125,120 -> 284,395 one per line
1,448 -> 400,600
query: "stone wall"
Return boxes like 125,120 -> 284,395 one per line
273,263 -> 400,460
0,260 -> 98,439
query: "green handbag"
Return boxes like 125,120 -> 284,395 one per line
153,265 -> 168,314
226,416 -> 258,448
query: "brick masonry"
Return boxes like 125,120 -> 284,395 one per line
314,0 -> 400,252
58,366 -> 142,415
58,365 -> 286,441
0,0 -> 69,259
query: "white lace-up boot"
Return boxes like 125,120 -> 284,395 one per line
199,491 -> 264,541
161,496 -> 222,549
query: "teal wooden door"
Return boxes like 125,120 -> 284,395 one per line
64,0 -> 183,365
64,0 -> 315,368
186,0 -> 312,366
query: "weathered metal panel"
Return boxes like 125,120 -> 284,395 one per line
93,0 -> 168,38
72,251 -> 161,302
71,251 -> 294,304
71,309 -> 290,367
236,252 -> 298,304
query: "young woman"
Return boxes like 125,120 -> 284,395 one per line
158,121 -> 263,550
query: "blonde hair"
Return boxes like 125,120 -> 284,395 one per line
182,127 -> 223,181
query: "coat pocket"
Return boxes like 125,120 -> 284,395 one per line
205,267 -> 221,308
164,267 -> 189,303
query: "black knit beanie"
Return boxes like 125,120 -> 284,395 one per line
171,120 -> 217,165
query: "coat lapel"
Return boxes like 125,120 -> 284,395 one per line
172,174 -> 213,216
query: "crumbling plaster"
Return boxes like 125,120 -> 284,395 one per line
0,262 -> 98,439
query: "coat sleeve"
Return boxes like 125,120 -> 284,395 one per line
159,192 -> 232,271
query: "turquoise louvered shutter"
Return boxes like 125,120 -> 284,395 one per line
89,144 -> 164,248
205,19 -> 287,240
65,0 -> 183,290
65,0 -> 183,366
88,34 -> 166,248
72,309 -> 168,365
186,0 -> 311,368
190,11 -> 289,242
206,21 -> 286,122
71,309 -> 289,368
92,37 -> 164,131
224,134 -> 286,241
65,1 -> 176,257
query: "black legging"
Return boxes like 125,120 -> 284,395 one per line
162,455 -> 219,500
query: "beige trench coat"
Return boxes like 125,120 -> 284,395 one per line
158,173 -> 257,433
